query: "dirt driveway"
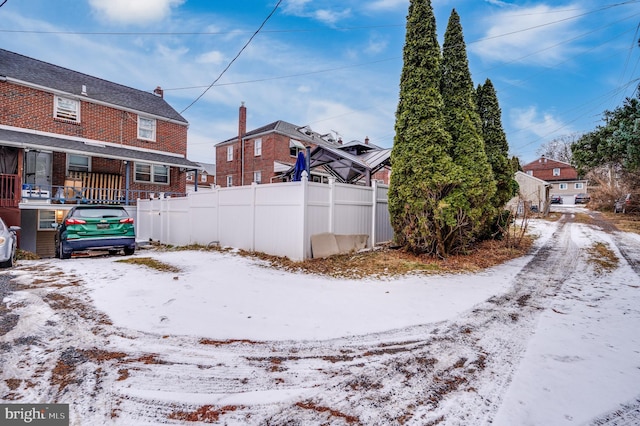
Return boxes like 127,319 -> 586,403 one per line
1,209 -> 639,425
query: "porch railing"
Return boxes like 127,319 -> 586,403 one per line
19,172 -> 185,206
0,174 -> 20,208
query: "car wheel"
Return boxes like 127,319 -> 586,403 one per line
7,245 -> 15,267
123,247 -> 135,256
108,249 -> 119,255
58,241 -> 71,259
0,245 -> 14,268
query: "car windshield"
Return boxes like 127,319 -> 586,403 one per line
72,208 -> 128,219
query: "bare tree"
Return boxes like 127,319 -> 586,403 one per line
536,133 -> 582,163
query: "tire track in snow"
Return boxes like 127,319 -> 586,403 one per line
0,215 -> 619,425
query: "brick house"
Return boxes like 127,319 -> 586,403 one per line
187,162 -> 216,190
215,103 -> 391,186
0,48 -> 200,257
521,156 -> 588,203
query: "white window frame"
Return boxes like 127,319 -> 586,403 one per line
553,168 -> 560,176
67,154 -> 91,173
526,170 -> 533,176
226,175 -> 233,187
134,162 -> 169,185
253,170 -> 262,184
575,183 -> 584,189
559,183 -> 568,190
201,173 -> 207,183
254,138 -> 262,156
38,210 -> 56,231
138,116 -> 156,141
227,146 -> 233,162
54,96 -> 80,122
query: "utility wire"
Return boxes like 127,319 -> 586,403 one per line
179,0 -> 282,114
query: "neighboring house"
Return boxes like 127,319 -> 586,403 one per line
521,156 -> 587,203
507,171 -> 552,214
214,103 -> 391,187
0,48 -> 200,257
186,162 -> 216,191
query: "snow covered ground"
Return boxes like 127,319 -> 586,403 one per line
1,207 -> 639,425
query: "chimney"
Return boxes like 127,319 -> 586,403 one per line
364,136 -> 369,145
153,86 -> 164,98
239,102 -> 247,139
338,137 -> 343,145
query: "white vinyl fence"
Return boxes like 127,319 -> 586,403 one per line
136,178 -> 393,260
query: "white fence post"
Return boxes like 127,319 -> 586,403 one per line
371,180 -> 377,248
251,182 -> 257,252
328,177 -> 335,234
302,174 -> 309,260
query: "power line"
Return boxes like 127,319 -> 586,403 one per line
179,0 -> 283,114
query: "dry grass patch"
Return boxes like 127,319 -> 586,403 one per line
115,257 -> 181,273
241,236 -> 535,279
600,212 -> 640,234
586,242 -> 619,275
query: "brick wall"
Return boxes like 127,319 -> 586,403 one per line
216,134 -> 305,186
1,82 -> 187,156
522,157 -> 578,181
2,81 -> 188,194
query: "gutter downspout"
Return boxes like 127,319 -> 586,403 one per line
124,161 -> 130,205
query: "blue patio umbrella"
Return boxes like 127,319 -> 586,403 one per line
293,151 -> 306,181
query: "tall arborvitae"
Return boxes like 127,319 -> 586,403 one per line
440,9 -> 496,248
475,79 -> 517,212
388,0 -> 463,257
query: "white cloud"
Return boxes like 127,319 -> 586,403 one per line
314,8 -> 352,25
282,0 -> 351,25
366,0 -> 407,11
511,106 -> 573,139
197,50 -> 225,65
470,4 -> 583,66
88,0 -> 185,25
483,0 -> 511,7
365,35 -> 389,55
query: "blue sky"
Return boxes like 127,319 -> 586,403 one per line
1,0 -> 639,165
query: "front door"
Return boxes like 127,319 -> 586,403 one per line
24,151 -> 52,192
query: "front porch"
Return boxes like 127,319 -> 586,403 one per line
2,172 -> 185,207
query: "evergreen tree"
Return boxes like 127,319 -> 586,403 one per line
475,79 -> 517,211
440,9 -> 496,247
388,0 -> 464,257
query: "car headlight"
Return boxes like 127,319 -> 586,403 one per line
0,237 -> 6,246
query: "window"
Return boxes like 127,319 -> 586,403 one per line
54,96 -> 80,122
138,116 -> 156,141
134,163 -> 169,184
254,138 -> 262,156
526,170 -> 533,176
253,171 -> 261,183
227,175 -> 233,187
67,154 -> 90,173
559,183 -> 568,190
575,183 -> 584,189
289,139 -> 305,157
553,168 -> 560,176
227,146 -> 233,162
201,173 -> 207,183
38,210 -> 56,231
